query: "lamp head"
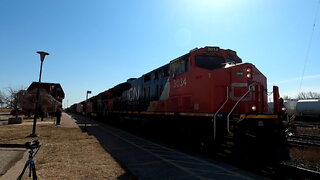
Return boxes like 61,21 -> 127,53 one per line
37,51 -> 49,62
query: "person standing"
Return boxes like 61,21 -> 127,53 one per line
55,107 -> 62,125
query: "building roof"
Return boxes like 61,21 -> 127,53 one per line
27,82 -> 65,100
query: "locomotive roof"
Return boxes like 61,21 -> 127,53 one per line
170,53 -> 189,63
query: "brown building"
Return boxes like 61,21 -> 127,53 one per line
27,82 -> 65,103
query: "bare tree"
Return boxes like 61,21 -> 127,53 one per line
19,88 -> 61,119
296,91 -> 320,99
2,86 -> 61,119
3,87 -> 25,118
297,92 -> 307,99
307,91 -> 320,98
282,95 -> 292,100
0,90 -> 5,108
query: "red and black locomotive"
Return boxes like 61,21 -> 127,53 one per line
71,46 -> 289,165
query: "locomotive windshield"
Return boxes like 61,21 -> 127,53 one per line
195,55 -> 225,70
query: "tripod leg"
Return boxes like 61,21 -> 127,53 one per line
29,160 -> 32,177
17,160 -> 30,180
31,163 -> 38,180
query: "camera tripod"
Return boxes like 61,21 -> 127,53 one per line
17,140 -> 41,180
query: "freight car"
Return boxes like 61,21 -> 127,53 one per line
296,99 -> 320,118
74,46 -> 289,165
283,99 -> 320,121
269,99 -> 320,121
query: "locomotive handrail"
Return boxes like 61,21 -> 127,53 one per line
227,85 -> 254,134
290,114 -> 296,122
213,87 -> 229,140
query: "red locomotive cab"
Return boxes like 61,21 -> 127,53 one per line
227,63 -> 268,114
167,46 -> 268,115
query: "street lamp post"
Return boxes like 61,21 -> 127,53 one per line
29,51 -> 49,137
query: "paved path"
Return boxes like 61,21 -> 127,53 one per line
0,150 -> 27,180
0,148 -> 24,178
59,112 -> 79,128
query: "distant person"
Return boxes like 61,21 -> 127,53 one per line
39,109 -> 44,121
55,107 -> 62,125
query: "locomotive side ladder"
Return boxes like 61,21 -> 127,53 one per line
218,85 -> 254,156
227,84 -> 254,134
213,87 -> 229,140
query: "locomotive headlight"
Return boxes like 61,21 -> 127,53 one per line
251,105 -> 257,111
246,68 -> 252,78
281,106 -> 287,112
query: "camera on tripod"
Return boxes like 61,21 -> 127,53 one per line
25,140 -> 40,149
17,140 -> 41,180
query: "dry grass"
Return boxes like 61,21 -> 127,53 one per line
0,124 -> 134,180
22,116 -> 55,122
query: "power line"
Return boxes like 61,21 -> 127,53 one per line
298,0 -> 320,93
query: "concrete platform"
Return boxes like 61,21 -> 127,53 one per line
0,148 -> 26,179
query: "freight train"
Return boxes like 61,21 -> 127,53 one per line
70,46 -> 289,165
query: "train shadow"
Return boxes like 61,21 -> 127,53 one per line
66,113 -> 137,179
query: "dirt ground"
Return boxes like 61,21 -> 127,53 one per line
0,119 -> 135,180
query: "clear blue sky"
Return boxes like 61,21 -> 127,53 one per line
1,0 -> 319,107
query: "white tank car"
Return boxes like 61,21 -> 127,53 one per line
268,100 -> 298,115
284,100 -> 298,116
296,99 -> 320,117
269,99 -> 320,118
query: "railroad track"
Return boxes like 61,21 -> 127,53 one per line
287,133 -> 320,147
274,163 -> 320,179
291,121 -> 320,127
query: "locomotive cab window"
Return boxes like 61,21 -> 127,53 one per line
226,59 -> 236,64
171,56 -> 189,76
196,55 -> 225,70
